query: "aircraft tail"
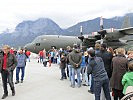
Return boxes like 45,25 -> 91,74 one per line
121,16 -> 131,29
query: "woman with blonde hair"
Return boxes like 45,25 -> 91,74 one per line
107,47 -> 115,56
127,50 -> 133,61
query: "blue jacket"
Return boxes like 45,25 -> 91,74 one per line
80,56 -> 86,67
16,53 -> 27,67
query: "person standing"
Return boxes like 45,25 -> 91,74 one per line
66,46 -> 72,81
69,44 -> 82,88
39,50 -> 44,63
0,45 -> 17,99
122,61 -> 133,95
25,50 -> 31,62
81,52 -> 88,86
15,49 -> 27,84
87,49 -> 111,100
96,43 -> 113,99
110,48 -> 128,100
87,47 -> 95,94
97,43 -> 113,79
60,54 -> 67,80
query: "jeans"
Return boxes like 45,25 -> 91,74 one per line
71,67 -> 81,87
53,58 -> 57,64
40,56 -> 43,63
100,88 -> 106,100
81,67 -> 88,85
1,70 -> 14,94
68,64 -> 72,81
94,79 -> 111,100
81,67 -> 85,80
60,68 -> 66,79
90,75 -> 94,93
16,67 -> 25,81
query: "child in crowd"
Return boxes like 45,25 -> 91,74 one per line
122,61 -> 133,94
60,54 -> 67,80
81,52 -> 88,86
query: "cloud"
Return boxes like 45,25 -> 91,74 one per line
0,0 -> 133,32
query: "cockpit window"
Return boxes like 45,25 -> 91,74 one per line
36,43 -> 40,46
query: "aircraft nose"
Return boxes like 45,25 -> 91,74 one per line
24,43 -> 33,51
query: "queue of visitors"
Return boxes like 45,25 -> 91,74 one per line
0,43 -> 133,100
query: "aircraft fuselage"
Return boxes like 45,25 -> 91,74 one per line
25,35 -> 81,53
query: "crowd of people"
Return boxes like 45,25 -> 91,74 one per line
0,43 -> 133,100
39,43 -> 133,100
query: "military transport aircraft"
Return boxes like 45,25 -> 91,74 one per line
24,35 -> 81,53
25,16 -> 133,53
78,16 -> 133,49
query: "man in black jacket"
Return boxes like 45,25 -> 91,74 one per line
96,43 -> 113,100
96,43 -> 113,79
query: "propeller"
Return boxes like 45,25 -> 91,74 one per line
78,26 -> 84,42
98,30 -> 107,39
97,16 -> 107,44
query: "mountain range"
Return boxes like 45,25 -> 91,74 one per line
0,13 -> 133,47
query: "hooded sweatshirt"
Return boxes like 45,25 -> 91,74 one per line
122,72 -> 133,94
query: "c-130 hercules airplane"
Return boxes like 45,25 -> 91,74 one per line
25,16 -> 133,53
78,16 -> 133,49
25,35 -> 81,53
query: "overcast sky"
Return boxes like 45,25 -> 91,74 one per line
0,0 -> 133,33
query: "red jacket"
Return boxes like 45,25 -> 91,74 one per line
10,49 -> 14,54
26,51 -> 31,56
39,51 -> 44,57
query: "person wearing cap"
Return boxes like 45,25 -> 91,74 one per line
0,45 -> 17,99
69,44 -> 82,88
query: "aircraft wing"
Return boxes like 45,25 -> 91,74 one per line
119,27 -> 133,34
